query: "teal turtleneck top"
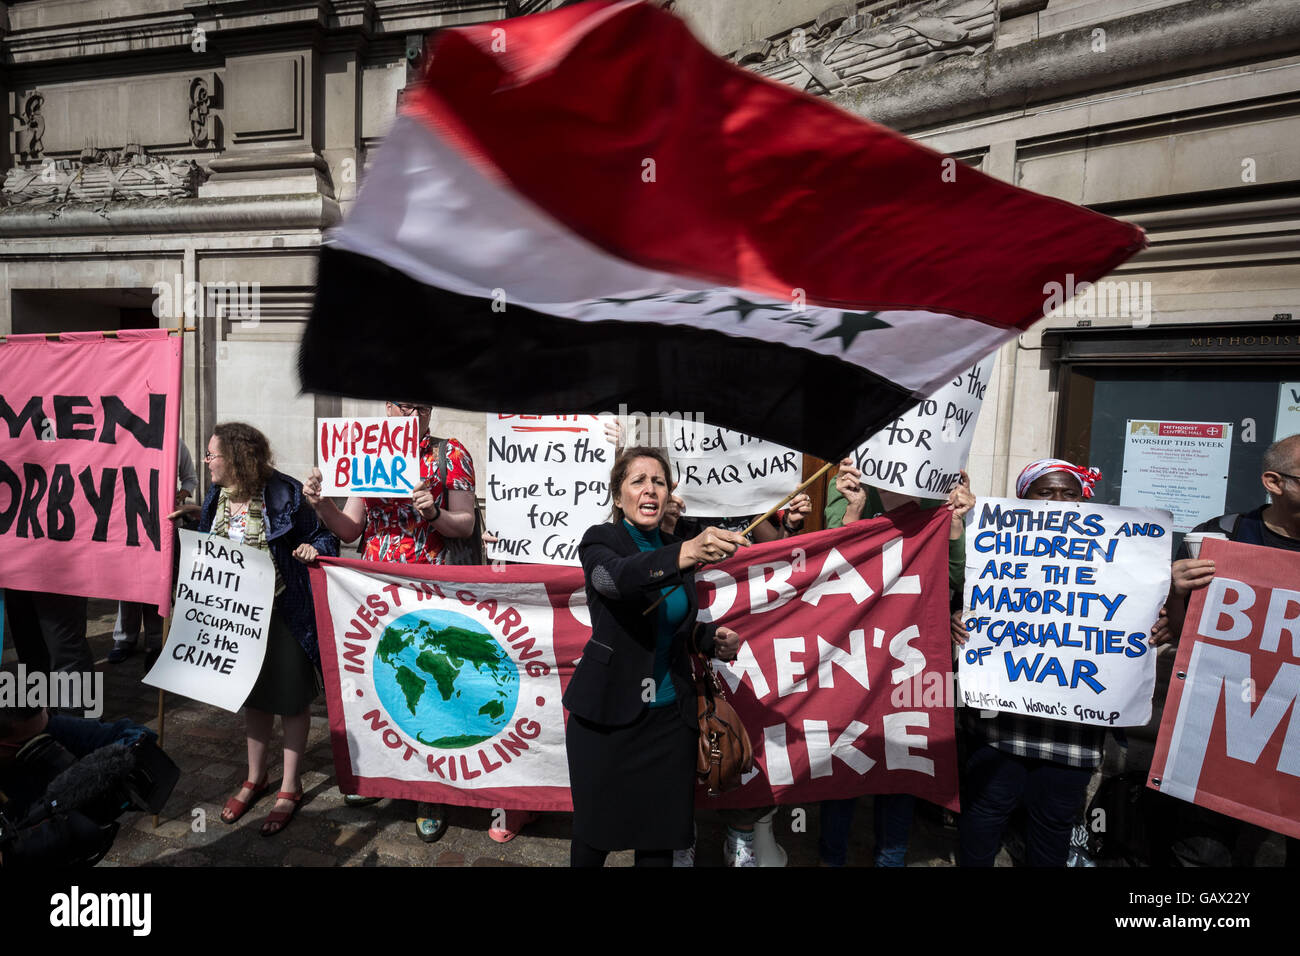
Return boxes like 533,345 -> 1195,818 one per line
623,518 -> 686,708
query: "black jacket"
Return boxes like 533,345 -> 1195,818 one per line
563,520 -> 717,728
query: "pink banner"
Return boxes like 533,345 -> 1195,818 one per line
1149,539 -> 1300,839
0,330 -> 182,614
311,507 -> 958,811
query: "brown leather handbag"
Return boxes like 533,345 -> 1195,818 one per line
690,626 -> 754,796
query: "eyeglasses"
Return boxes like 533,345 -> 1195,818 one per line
387,402 -> 428,415
203,453 -> 223,462
1270,471 -> 1300,484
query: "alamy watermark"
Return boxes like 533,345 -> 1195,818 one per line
598,403 -> 706,449
1043,274 -> 1152,328
0,665 -> 103,718
152,276 -> 261,327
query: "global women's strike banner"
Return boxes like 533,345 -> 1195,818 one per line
144,529 -> 275,712
850,355 -> 994,497
317,416 -> 420,497
0,331 -> 181,613
311,507 -> 958,811
484,414 -> 614,566
1149,540 -> 1300,839
958,498 -> 1171,727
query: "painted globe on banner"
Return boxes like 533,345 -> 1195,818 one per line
372,609 -> 519,748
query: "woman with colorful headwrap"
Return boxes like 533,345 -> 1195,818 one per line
955,458 -> 1107,867
1014,458 -> 1102,501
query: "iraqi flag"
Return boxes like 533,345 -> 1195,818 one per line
299,0 -> 1145,461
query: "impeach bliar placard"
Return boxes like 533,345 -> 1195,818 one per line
317,416 -> 420,497
958,498 -> 1172,727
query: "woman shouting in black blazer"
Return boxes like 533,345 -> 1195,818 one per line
564,446 -> 747,867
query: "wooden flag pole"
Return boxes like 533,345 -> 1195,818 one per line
642,457 -> 840,616
154,317 -> 187,829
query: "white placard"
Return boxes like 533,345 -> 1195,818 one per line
1276,382 -> 1300,441
958,498 -> 1171,728
484,414 -> 615,565
661,420 -> 802,516
1119,419 -> 1232,532
144,529 -> 276,712
316,416 -> 421,497
849,354 -> 994,497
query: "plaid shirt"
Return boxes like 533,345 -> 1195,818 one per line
963,709 -> 1106,769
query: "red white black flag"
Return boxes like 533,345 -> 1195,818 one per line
300,0 -> 1144,460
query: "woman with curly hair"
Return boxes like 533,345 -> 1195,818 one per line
177,422 -> 338,836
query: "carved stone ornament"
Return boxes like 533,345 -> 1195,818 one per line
14,92 -> 46,160
190,77 -> 212,148
739,0 -> 996,95
1,144 -> 209,208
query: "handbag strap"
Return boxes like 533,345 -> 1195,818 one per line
690,622 -> 720,704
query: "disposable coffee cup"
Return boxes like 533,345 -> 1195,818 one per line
1184,532 -> 1227,558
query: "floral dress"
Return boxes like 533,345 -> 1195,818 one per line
361,435 -> 475,564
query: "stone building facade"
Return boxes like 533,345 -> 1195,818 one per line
674,0 -> 1300,523
3,0 -> 1299,524
0,0 -> 538,482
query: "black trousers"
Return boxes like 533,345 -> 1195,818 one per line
4,590 -> 92,674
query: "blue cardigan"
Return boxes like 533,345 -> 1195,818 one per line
198,471 -> 338,666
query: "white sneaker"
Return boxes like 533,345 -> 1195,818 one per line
674,823 -> 697,867
752,809 -> 788,867
723,831 -> 757,868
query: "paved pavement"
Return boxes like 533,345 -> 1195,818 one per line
20,600 -> 1286,868
52,598 -> 961,868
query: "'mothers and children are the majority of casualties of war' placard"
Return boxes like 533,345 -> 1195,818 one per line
144,529 -> 276,712
958,498 -> 1171,727
483,414 -> 614,566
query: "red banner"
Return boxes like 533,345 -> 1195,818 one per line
311,506 -> 958,811
1149,539 -> 1300,838
0,331 -> 182,614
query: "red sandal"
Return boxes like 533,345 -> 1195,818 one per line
221,779 -> 270,824
260,790 -> 303,837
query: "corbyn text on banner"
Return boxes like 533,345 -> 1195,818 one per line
144,529 -> 275,712
309,508 -> 959,811
484,414 -> 613,565
958,498 -> 1171,727
1149,539 -> 1300,839
317,416 -> 420,497
0,331 -> 181,613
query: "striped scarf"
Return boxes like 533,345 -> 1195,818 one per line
212,486 -> 284,596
